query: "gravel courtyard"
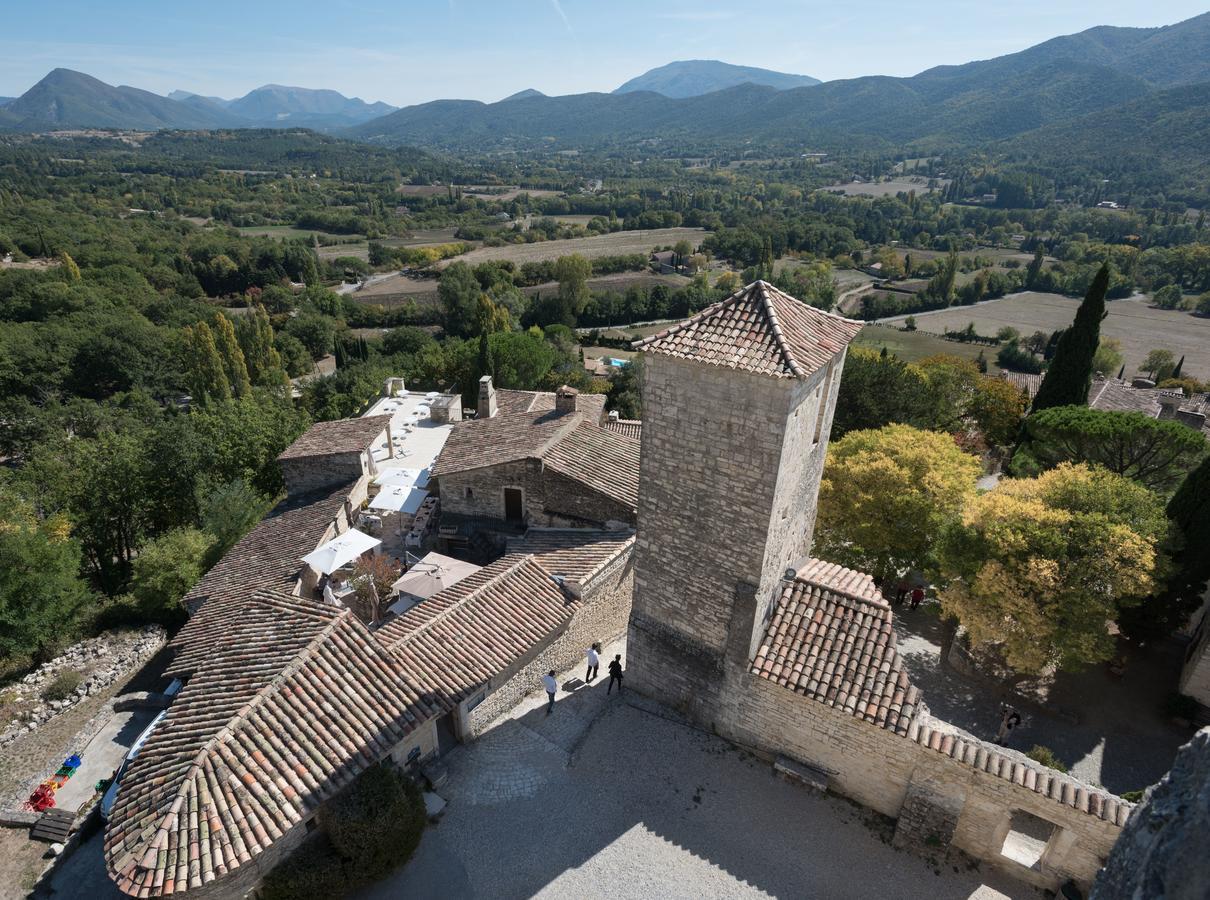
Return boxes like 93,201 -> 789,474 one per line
362,650 -> 1037,900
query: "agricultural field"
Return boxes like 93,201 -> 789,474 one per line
819,175 -> 948,198
851,324 -> 1000,371
396,184 -> 562,200
884,292 -> 1210,380
444,228 -> 706,268
235,224 -> 361,241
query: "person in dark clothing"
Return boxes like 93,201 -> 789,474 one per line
909,586 -> 924,610
895,579 -> 909,605
995,705 -> 1022,746
607,654 -> 624,694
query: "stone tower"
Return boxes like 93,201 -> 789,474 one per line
626,281 -> 864,721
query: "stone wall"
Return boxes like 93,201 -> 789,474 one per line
464,557 -> 634,736
281,450 -> 369,499
718,669 -> 1124,891
437,461 -> 634,529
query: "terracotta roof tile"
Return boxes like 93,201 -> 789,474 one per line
752,559 -> 919,734
543,421 -> 641,510
181,482 -> 355,614
633,281 -> 864,380
603,418 -> 642,439
277,416 -> 391,460
506,528 -> 635,584
997,370 -> 1043,401
104,590 -> 436,896
377,554 -> 576,711
496,389 -> 607,421
1087,378 -> 1162,417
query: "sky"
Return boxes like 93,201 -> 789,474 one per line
1,1 -> 1207,105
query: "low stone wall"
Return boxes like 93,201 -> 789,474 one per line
719,669 -> 1125,891
1,627 -> 166,749
465,559 -> 634,736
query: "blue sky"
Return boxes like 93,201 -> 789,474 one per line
1,1 -> 1206,105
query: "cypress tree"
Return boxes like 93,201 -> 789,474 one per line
1031,263 -> 1109,411
211,314 -> 251,398
1116,364 -> 1125,380
1172,355 -> 1184,378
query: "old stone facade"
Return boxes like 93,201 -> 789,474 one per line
439,459 -> 635,529
624,281 -> 1126,891
628,350 -> 842,717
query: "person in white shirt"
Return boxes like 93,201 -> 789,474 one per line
585,643 -> 601,682
542,670 -> 558,715
322,576 -> 338,606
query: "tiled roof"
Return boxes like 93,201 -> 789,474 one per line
377,554 -> 577,711
180,482 -> 354,613
506,528 -> 635,584
633,281 -> 864,379
752,560 -> 920,735
997,370 -> 1043,401
496,389 -> 607,422
603,418 -> 642,439
430,409 -> 581,477
1087,378 -> 1162,417
105,590 -> 436,897
543,421 -> 641,510
755,558 -> 1130,825
277,416 -> 391,460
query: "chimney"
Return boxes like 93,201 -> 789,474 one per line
477,375 -> 497,419
555,385 -> 579,415
608,409 -> 620,422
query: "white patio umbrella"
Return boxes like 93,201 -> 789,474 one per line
301,529 -> 381,575
369,485 -> 429,514
374,467 -> 421,487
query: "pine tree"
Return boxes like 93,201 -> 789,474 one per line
182,322 -> 231,405
211,314 -> 251,398
1031,263 -> 1109,411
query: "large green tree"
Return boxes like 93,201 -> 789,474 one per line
816,423 -> 982,581
938,463 -> 1169,675
1030,262 -> 1109,411
1013,405 -> 1207,490
438,261 -> 481,338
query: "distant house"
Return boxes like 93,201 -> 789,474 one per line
651,249 -> 678,273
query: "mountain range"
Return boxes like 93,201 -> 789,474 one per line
613,60 -> 819,97
0,71 -> 396,131
1,12 -> 1208,159
351,12 -> 1210,150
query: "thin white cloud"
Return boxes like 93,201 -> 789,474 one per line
654,11 -> 735,21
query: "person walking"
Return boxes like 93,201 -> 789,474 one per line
894,579 -> 909,605
606,654 -> 624,695
542,670 -> 558,715
909,586 -> 924,610
995,704 -> 1021,746
585,643 -> 601,682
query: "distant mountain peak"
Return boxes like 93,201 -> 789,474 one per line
613,60 -> 820,98
501,88 -> 545,102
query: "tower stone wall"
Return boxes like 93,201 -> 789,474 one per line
627,347 -> 845,717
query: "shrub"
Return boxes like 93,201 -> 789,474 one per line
1120,789 -> 1145,803
42,670 -> 83,701
258,835 -> 348,900
324,763 -> 426,880
1025,745 -> 1069,773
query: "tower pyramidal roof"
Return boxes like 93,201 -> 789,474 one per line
632,280 -> 864,379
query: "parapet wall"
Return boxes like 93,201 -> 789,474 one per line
719,669 -> 1126,891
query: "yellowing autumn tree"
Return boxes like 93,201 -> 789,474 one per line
937,463 -> 1169,675
816,423 -> 981,581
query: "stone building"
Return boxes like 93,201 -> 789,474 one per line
625,280 -> 1130,891
432,378 -> 639,531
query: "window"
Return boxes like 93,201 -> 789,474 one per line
464,486 -> 474,499
999,810 -> 1056,870
504,487 -> 524,523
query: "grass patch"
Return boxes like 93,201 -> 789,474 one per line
41,670 -> 83,702
852,325 -> 999,371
